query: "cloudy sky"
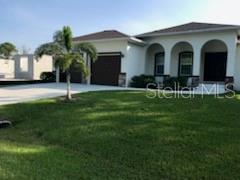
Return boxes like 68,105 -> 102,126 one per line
1,0 -> 240,52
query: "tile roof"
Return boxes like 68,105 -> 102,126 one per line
137,22 -> 240,37
73,30 -> 130,41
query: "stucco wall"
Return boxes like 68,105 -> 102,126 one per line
170,42 -> 193,77
145,44 -> 164,75
125,43 -> 145,83
89,39 -> 127,71
14,55 -> 34,79
75,30 -> 240,89
85,39 -> 145,85
143,30 -> 238,77
15,55 -> 53,80
234,45 -> 240,90
33,55 -> 53,80
0,58 -> 15,78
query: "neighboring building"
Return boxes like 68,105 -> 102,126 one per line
0,55 -> 53,80
72,22 -> 240,90
0,58 -> 14,79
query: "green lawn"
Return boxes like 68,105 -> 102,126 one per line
0,91 -> 240,179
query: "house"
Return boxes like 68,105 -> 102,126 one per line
0,58 -> 14,79
71,22 -> 240,90
0,55 -> 53,80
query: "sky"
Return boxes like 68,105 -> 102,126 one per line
1,0 -> 240,52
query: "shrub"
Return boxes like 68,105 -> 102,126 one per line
130,75 -> 156,88
163,77 -> 188,89
178,76 -> 188,87
40,71 -> 56,82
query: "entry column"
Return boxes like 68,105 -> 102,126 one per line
226,45 -> 236,88
164,48 -> 171,77
192,45 -> 202,86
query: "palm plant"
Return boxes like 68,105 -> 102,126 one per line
0,42 -> 17,59
35,26 -> 97,100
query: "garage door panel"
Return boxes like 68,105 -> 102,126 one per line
91,55 -> 121,86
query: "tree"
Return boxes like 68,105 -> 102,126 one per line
34,26 -> 97,100
0,42 -> 17,59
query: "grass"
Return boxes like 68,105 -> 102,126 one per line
0,91 -> 240,179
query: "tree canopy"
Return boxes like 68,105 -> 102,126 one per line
0,42 -> 17,59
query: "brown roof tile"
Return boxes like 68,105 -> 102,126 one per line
137,22 -> 240,37
73,30 -> 130,41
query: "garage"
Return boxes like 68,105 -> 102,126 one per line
60,63 -> 82,83
91,53 -> 121,86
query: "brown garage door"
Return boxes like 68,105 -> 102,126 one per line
91,55 -> 121,86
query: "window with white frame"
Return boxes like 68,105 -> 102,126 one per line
155,53 -> 164,75
179,52 -> 193,76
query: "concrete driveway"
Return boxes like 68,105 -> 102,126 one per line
0,83 -> 131,105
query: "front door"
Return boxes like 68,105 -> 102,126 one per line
204,53 -> 227,82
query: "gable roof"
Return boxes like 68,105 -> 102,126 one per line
73,30 -> 130,42
73,30 -> 145,45
137,22 -> 240,37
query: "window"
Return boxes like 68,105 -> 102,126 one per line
155,53 -> 164,75
20,57 -> 28,72
179,52 -> 193,76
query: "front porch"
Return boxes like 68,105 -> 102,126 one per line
145,39 -> 234,89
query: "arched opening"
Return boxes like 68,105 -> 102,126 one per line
171,42 -> 194,77
201,40 -> 228,82
146,43 -> 165,82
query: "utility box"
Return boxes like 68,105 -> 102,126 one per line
118,73 -> 126,87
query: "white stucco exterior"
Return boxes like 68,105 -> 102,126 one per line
125,43 -> 145,82
141,30 -> 240,89
80,39 -> 145,85
234,45 -> 240,90
33,55 -> 53,80
0,58 -> 15,78
0,55 -> 53,80
87,39 -> 128,76
75,26 -> 240,90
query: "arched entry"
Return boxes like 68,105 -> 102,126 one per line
171,42 -> 194,77
146,43 -> 165,79
201,40 -> 228,82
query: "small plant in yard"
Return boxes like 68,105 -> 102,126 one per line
35,26 -> 97,100
40,72 -> 56,82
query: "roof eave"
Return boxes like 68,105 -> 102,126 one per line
137,26 -> 240,38
73,37 -> 129,43
128,37 -> 146,46
73,37 -> 146,46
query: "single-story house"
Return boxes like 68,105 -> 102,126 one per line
0,55 -> 53,80
71,22 -> 240,90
